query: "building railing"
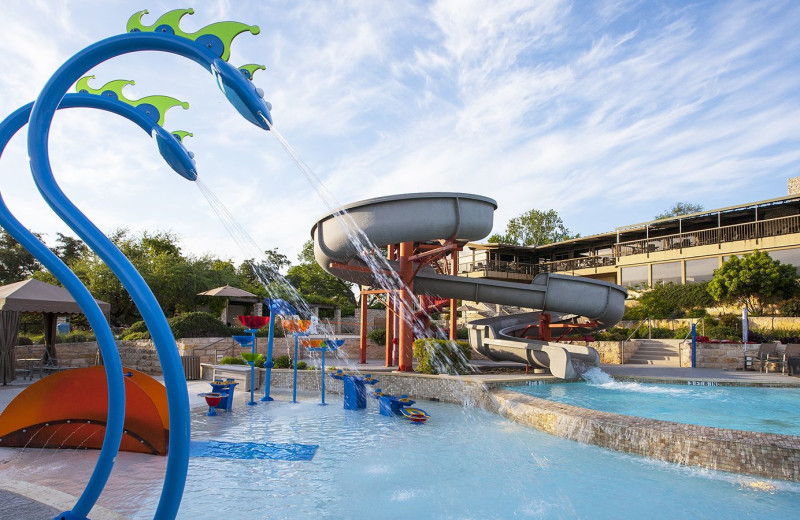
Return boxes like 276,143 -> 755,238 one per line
458,259 -> 536,276
534,255 -> 616,274
616,214 -> 800,258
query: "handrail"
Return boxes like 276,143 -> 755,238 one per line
625,317 -> 651,342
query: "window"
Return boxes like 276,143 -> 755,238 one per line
686,258 -> 719,283
621,265 -> 648,288
652,262 -> 681,284
768,248 -> 800,269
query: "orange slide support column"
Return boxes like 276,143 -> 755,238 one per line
398,241 -> 415,372
359,289 -> 368,364
385,244 -> 396,366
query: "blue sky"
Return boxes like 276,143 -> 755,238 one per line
1,1 -> 799,265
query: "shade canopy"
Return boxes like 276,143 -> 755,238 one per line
197,285 -> 259,301
0,279 -> 111,385
0,278 -> 110,315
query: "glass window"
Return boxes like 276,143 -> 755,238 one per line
652,262 -> 681,284
686,258 -> 719,283
621,265 -> 649,288
767,248 -> 800,269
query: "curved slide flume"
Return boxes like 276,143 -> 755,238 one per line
311,192 -> 628,379
26,10 -> 272,520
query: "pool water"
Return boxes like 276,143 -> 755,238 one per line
1,391 -> 799,519
506,368 -> 800,435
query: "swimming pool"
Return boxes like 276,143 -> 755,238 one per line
2,390 -> 798,519
505,368 -> 800,435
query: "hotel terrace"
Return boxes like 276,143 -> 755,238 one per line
457,179 -> 800,289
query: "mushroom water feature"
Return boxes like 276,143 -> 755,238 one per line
303,338 -> 344,405
233,315 -> 270,406
23,9 -> 273,520
0,79 -> 195,519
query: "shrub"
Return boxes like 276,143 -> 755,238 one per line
778,297 -> 800,317
168,312 -> 232,338
593,328 -> 630,341
273,355 -> 292,369
367,327 -> 386,345
296,361 -> 308,370
126,320 -> 149,334
59,330 -> 96,343
15,336 -> 33,346
121,331 -> 150,341
413,338 -> 472,375
456,328 -> 469,340
218,356 -> 247,365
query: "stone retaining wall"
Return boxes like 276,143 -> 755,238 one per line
489,386 -> 800,482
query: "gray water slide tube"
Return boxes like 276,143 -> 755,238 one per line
311,192 -> 628,378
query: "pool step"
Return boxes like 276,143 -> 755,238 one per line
627,340 -> 681,366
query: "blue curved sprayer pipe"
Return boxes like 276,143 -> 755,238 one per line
0,99 -> 131,520
27,31 -> 272,520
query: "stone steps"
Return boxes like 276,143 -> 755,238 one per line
627,340 -> 681,366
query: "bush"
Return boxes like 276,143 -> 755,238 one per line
296,361 -> 308,370
593,328 -> 631,341
168,312 -> 232,338
778,297 -> 800,317
126,320 -> 149,334
15,336 -> 33,346
58,330 -> 96,343
456,328 -> 469,340
413,338 -> 471,375
121,331 -> 151,341
218,356 -> 247,365
273,355 -> 292,369
367,328 -> 386,345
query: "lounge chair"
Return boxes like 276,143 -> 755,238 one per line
750,343 -> 777,372
767,343 -> 800,375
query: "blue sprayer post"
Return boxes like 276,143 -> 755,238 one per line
261,307 -> 276,402
691,323 -> 697,368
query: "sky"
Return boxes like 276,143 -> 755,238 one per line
1,0 -> 799,267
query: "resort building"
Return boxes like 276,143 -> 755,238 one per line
457,179 -> 800,289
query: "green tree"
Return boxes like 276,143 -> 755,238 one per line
286,240 -> 356,313
0,229 -> 42,284
488,208 -> 577,246
654,202 -> 703,220
628,281 -> 715,319
52,232 -> 89,266
708,251 -> 799,315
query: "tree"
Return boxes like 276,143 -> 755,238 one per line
0,229 -> 42,285
286,240 -> 356,314
707,250 -> 799,315
488,208 -> 577,246
52,232 -> 89,267
654,202 -> 703,220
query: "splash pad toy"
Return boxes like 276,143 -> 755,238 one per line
329,370 -> 379,410
3,8 -> 275,519
0,74 -> 200,518
303,338 -> 344,405
371,389 -> 430,424
234,315 -> 269,406
282,319 -> 312,403
261,299 -> 296,402
0,367 -> 170,453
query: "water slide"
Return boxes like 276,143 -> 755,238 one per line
311,193 -> 628,379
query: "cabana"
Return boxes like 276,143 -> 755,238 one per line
197,285 -> 261,325
0,279 -> 110,384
